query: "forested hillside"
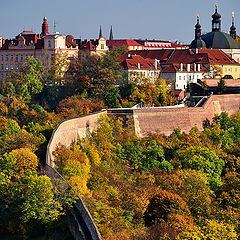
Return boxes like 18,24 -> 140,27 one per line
0,50 -> 239,240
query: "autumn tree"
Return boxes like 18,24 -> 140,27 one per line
2,57 -> 44,101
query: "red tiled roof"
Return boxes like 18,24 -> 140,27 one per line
161,63 -> 208,73
107,39 -> 143,47
120,49 -> 209,65
122,55 -> 161,70
201,78 -> 240,87
79,41 -> 96,51
198,49 -> 239,65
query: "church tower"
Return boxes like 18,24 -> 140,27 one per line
212,2 -> 221,32
190,15 -> 206,49
41,17 -> 49,37
230,12 -> 237,39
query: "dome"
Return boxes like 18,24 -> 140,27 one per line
202,31 -> 239,49
212,11 -> 221,20
190,39 -> 206,49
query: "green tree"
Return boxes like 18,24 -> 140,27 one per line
217,79 -> 226,94
2,57 -> 44,101
177,146 -> 224,190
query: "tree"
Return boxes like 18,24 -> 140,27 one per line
222,74 -> 233,79
201,219 -> 238,240
104,87 -> 121,108
144,190 -> 191,228
2,57 -> 44,101
10,148 -> 39,176
177,146 -> 224,190
57,96 -> 105,119
217,79 -> 226,94
176,169 -> 212,218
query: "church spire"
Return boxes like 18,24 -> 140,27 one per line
230,12 -> 237,39
195,14 -> 202,40
109,26 -> 113,40
212,1 -> 221,32
41,16 -> 49,37
99,26 -> 103,39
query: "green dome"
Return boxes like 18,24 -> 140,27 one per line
202,31 -> 239,49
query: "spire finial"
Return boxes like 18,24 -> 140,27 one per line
99,26 -> 103,39
232,11 -> 235,23
196,13 -> 200,22
109,25 -> 113,40
215,0 -> 218,11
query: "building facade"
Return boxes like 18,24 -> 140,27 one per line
0,17 -> 78,80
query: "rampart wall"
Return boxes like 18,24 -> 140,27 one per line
47,94 -> 240,166
46,111 -> 107,167
131,94 -> 240,136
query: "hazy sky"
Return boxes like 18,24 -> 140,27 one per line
0,0 -> 239,44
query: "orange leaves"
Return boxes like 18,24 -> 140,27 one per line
57,96 -> 105,119
144,190 -> 191,228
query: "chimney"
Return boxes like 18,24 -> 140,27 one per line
137,63 -> 141,69
0,37 -> 3,48
154,59 -> 158,69
187,64 -> 190,72
180,63 -> 183,71
194,63 -> 197,72
197,64 -> 201,71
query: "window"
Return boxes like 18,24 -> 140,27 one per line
5,55 -> 8,61
1,55 -> 4,61
10,55 -> 13,61
20,55 -> 23,61
20,41 -> 24,48
48,40 -> 52,48
10,64 -> 14,70
179,76 -> 181,80
0,64 -> 3,70
15,64 -> 19,70
5,64 -> 8,70
15,55 -> 18,62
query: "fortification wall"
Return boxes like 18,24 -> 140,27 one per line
46,111 -> 107,167
131,94 -> 240,136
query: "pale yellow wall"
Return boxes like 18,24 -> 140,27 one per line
95,37 -> 109,55
220,64 -> 240,79
128,45 -> 144,50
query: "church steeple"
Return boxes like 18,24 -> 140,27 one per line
230,12 -> 237,39
212,1 -> 221,32
190,14 -> 206,49
41,16 -> 49,37
195,14 -> 202,40
99,26 -> 103,39
109,26 -> 113,40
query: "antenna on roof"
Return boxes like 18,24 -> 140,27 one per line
54,20 -> 57,33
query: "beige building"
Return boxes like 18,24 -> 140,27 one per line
0,17 -> 78,80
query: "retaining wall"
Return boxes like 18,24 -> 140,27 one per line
46,111 -> 107,167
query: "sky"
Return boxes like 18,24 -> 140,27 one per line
0,0 -> 239,44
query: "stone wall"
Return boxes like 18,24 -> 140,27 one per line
132,94 -> 240,136
47,94 -> 240,167
46,111 -> 107,167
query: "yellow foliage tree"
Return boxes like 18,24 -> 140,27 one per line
10,148 -> 38,176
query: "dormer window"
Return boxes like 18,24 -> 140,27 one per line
19,41 -> 24,48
